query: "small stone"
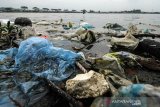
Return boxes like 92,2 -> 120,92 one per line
66,70 -> 109,98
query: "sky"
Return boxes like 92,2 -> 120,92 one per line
0,0 -> 160,12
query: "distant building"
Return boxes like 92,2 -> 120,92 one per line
71,10 -> 77,12
64,9 -> 69,12
51,9 -> 61,12
121,9 -> 142,13
132,9 -> 141,13
89,10 -> 95,13
1,7 -> 14,12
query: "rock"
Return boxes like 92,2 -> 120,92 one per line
36,21 -> 50,25
66,70 -> 109,98
14,17 -> 32,27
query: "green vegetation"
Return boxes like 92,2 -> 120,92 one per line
0,21 -> 18,48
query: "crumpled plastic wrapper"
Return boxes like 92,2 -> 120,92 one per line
111,32 -> 139,50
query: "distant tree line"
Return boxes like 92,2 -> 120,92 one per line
0,6 -> 84,13
0,6 -> 160,14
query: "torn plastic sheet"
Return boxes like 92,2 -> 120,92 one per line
0,70 -> 49,107
0,48 -> 18,72
92,53 -> 126,78
20,81 -> 40,94
15,37 -> 82,82
91,51 -> 138,78
0,95 -> 16,107
111,33 -> 139,50
0,48 -> 18,61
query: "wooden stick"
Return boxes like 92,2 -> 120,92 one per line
76,62 -> 87,73
135,75 -> 140,83
46,79 -> 81,107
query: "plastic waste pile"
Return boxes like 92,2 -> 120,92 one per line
62,21 -> 94,30
0,37 -> 82,107
1,18 -> 160,107
63,27 -> 96,45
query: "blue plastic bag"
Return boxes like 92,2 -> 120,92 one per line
15,37 -> 82,81
0,48 -> 18,71
0,48 -> 18,61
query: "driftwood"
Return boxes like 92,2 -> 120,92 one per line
45,79 -> 81,107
